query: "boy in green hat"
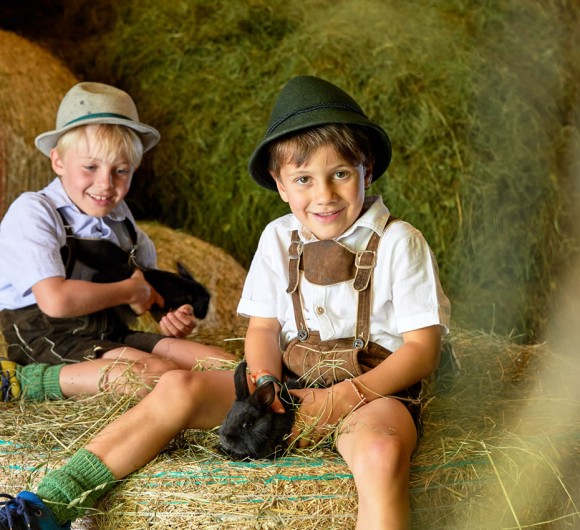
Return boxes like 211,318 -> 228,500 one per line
0,81 -> 233,403
1,76 -> 449,529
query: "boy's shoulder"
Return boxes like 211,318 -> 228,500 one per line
4,189 -> 57,221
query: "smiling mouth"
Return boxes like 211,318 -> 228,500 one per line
313,209 -> 342,218
88,193 -> 113,202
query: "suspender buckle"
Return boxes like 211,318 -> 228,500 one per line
289,241 -> 303,260
355,250 -> 376,270
128,246 -> 139,267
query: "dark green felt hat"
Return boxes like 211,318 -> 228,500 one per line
248,76 -> 392,191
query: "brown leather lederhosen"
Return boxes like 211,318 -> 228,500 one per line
281,216 -> 423,431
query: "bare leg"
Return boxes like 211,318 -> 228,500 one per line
336,398 -> 417,530
58,348 -> 181,398
85,369 -> 235,478
152,337 -> 236,370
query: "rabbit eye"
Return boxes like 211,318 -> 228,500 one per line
242,421 -> 252,429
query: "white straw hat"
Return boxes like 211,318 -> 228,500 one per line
35,82 -> 161,156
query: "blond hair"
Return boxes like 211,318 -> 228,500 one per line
55,124 -> 144,167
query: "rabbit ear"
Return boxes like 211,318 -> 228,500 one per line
254,382 -> 277,408
234,360 -> 250,400
176,261 -> 194,280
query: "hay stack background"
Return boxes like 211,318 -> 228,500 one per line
2,1 -> 578,339
1,328 -> 579,529
0,29 -> 78,217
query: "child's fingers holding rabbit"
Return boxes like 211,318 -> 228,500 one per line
289,382 -> 367,448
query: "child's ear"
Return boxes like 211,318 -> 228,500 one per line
273,174 -> 289,203
50,149 -> 65,176
364,166 -> 373,189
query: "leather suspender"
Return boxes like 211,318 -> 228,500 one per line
57,209 -> 139,278
286,216 -> 398,347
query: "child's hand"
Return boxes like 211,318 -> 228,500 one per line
128,268 -> 164,315
289,382 -> 364,448
159,304 -> 197,338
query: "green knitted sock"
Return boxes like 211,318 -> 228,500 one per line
17,363 -> 64,401
37,448 -> 117,525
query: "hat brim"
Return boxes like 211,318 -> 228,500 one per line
248,109 -> 392,191
35,116 -> 161,157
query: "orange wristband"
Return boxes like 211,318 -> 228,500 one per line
250,369 -> 281,387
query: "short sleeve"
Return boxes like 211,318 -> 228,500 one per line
237,223 -> 289,320
0,193 -> 66,298
387,224 -> 450,334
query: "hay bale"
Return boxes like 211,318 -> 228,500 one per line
30,0 -> 580,339
137,221 -> 247,332
0,30 -> 78,218
1,327 -> 579,529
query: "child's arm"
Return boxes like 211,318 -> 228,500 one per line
290,324 -> 442,447
244,316 -> 286,413
32,268 -> 164,318
356,324 -> 442,396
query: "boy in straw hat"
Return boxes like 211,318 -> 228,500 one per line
0,82 -> 234,403
0,76 -> 449,529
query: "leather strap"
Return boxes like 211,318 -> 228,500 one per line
286,215 -> 399,348
56,209 -> 139,278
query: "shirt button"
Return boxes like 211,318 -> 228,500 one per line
315,306 -> 325,315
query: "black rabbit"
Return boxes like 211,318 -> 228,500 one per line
92,262 -> 210,322
218,360 -> 301,460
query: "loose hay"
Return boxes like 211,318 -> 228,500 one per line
2,327 -> 579,529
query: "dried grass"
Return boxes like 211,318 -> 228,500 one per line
2,327 -> 579,529
0,29 -> 78,217
3,3 -> 580,338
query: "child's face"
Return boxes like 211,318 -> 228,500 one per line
50,125 -> 137,217
274,145 -> 371,240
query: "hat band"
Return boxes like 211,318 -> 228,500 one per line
64,112 -> 135,128
266,102 -> 366,136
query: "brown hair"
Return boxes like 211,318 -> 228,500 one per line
267,124 -> 375,178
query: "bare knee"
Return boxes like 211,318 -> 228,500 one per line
153,369 -> 235,430
351,435 -> 411,482
154,369 -> 198,400
103,355 -> 180,397
133,355 -> 180,377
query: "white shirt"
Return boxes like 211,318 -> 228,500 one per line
0,178 -> 157,310
237,195 -> 450,352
